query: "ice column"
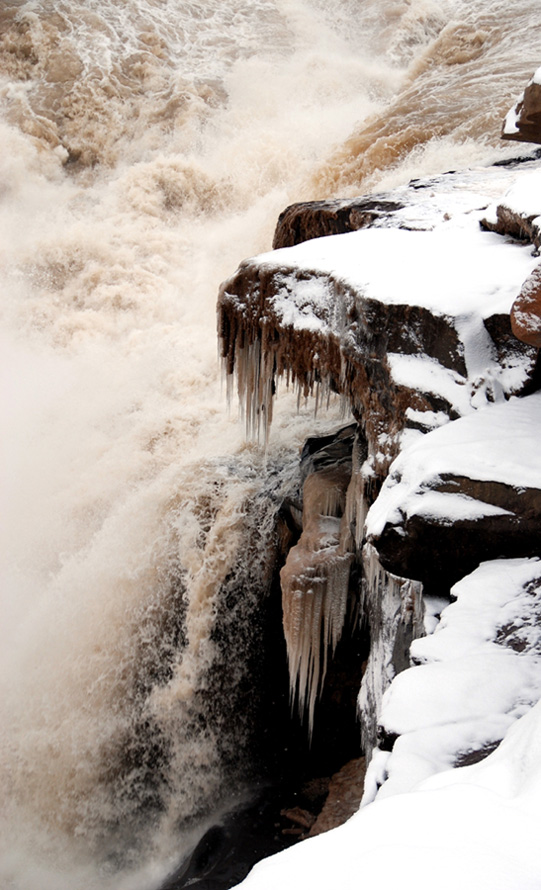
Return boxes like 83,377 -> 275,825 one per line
281,465 -> 354,738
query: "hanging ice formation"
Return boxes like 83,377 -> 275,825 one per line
358,543 -> 424,754
281,464 -> 354,738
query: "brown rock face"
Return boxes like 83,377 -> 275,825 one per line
511,263 -> 541,348
502,78 -> 541,145
218,258 -> 537,475
273,197 -> 405,249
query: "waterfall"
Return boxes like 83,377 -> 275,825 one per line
2,0 -> 540,887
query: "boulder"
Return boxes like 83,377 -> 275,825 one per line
366,391 -> 541,592
273,196 -> 405,249
502,71 -> 541,145
511,263 -> 541,347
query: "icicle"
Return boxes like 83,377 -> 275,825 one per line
218,291 -> 343,443
280,466 -> 353,739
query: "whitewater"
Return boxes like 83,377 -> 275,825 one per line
0,1 -> 539,888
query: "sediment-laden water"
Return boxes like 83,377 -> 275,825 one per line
1,1 -> 539,887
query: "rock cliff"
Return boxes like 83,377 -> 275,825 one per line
218,154 -> 541,782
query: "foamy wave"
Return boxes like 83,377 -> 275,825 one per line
313,0 -> 540,195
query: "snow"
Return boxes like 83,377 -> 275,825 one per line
364,555 -> 541,807
254,206 -> 539,323
231,162 -> 541,890
497,167 -> 541,219
269,273 -> 333,333
388,353 -> 471,415
235,754 -> 541,890
503,103 -> 520,136
365,390 -> 541,539
235,560 -> 541,890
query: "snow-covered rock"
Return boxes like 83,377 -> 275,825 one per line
370,557 -> 541,801
502,68 -> 541,145
219,164 -> 540,473
481,165 -> 541,252
219,156 -> 541,890
366,390 -> 541,589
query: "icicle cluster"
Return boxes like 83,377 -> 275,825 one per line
281,466 -> 353,738
218,280 -> 347,444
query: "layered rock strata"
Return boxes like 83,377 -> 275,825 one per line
366,391 -> 541,590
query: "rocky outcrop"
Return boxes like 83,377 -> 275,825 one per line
366,391 -> 541,592
273,197 -> 405,249
219,160 -> 541,764
219,173 -> 540,473
511,263 -> 541,347
502,71 -> 541,145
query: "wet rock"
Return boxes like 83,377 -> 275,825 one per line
299,422 -> 357,482
280,806 -> 316,831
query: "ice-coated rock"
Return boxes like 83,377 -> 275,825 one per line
219,171 -> 540,474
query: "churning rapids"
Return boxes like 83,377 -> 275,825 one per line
0,1 -> 539,888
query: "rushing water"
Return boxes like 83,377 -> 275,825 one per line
0,1 -> 539,887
